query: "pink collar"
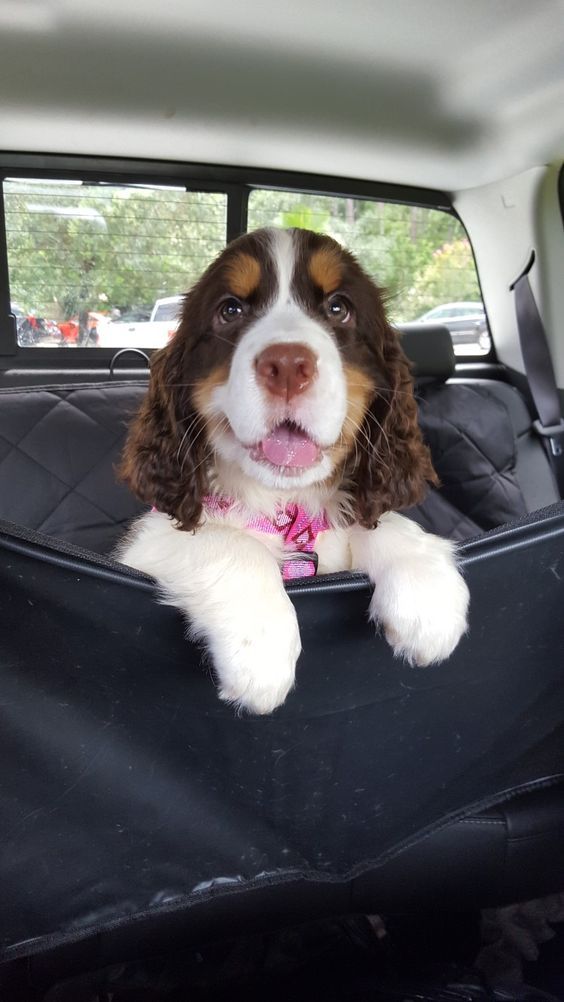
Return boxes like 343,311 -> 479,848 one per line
203,495 -> 330,581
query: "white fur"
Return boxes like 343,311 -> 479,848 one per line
270,228 -> 295,306
120,506 -> 469,711
118,511 -> 300,715
208,230 -> 348,490
349,513 -> 469,666
119,230 -> 470,713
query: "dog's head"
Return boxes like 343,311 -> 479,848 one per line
121,228 -> 436,527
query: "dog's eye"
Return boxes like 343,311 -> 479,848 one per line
325,295 -> 351,324
219,298 -> 244,323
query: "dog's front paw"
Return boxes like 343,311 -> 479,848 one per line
371,543 -> 469,667
210,595 -> 301,714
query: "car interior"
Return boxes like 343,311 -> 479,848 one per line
1,1 -> 564,999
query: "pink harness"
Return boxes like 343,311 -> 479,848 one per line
203,496 -> 330,581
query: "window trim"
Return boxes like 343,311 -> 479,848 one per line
0,151 -> 488,370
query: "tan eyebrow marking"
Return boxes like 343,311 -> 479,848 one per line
308,247 -> 343,293
225,252 -> 262,299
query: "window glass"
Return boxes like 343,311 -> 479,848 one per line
248,190 -> 490,356
4,180 -> 227,348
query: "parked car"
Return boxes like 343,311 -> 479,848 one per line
97,295 -> 182,348
417,302 -> 490,353
116,307 -> 152,324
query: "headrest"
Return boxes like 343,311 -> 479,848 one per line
397,323 -> 455,381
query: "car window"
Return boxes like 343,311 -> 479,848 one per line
0,170 -> 490,359
3,179 -> 227,348
248,190 -> 490,356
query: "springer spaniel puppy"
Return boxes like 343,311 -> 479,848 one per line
118,228 -> 469,714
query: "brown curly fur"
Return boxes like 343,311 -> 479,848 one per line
119,228 -> 437,531
347,327 -> 438,529
119,333 -> 210,531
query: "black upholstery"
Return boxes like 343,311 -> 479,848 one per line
3,782 -> 564,997
406,328 -> 559,540
1,504 -> 564,980
0,350 -> 560,993
0,335 -> 563,981
0,333 -> 558,553
352,784 -> 564,911
415,381 -> 530,534
400,322 -> 456,380
450,377 -> 560,514
0,381 -> 145,553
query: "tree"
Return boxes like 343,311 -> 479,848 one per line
4,180 -> 481,327
400,239 -> 481,319
248,189 -> 479,321
4,180 -> 226,320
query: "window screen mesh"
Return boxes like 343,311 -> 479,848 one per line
4,180 -> 227,348
248,190 -> 489,355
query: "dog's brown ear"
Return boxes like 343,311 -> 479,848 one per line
119,337 -> 208,531
351,326 -> 438,528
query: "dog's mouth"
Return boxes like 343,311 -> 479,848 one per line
248,420 -> 322,472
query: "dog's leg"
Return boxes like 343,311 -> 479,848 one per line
349,512 -> 469,666
119,513 -> 300,713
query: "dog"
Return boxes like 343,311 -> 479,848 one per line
118,227 -> 469,714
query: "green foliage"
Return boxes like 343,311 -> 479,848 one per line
4,181 -> 481,324
401,239 -> 481,319
249,189 -> 480,322
4,181 -> 226,319
280,203 -> 330,232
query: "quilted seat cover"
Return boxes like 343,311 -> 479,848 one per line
406,381 -> 530,541
0,381 -> 146,553
0,377 -> 537,554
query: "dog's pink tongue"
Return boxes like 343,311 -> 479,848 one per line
261,425 -> 320,468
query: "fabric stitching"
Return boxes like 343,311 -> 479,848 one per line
458,818 -> 505,826
0,395 -> 63,451
35,432 -> 138,533
1,398 -> 107,487
0,388 -> 143,535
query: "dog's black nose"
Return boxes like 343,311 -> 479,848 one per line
255,343 -> 317,401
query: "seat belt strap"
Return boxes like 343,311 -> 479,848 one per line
510,252 -> 564,497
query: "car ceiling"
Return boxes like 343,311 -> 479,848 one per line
0,0 -> 563,192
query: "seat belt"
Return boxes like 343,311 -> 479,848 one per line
510,251 -> 564,496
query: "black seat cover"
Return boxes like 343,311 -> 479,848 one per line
0,324 -> 557,554
1,504 -> 564,962
0,381 -> 145,553
0,341 -> 563,983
